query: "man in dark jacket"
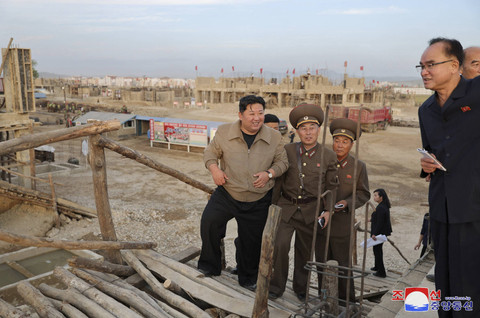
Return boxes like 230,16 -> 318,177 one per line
418,37 -> 480,317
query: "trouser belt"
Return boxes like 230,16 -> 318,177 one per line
282,192 -> 317,205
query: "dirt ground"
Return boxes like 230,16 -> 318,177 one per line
3,101 -> 430,279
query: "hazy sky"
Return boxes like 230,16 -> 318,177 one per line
1,0 -> 479,79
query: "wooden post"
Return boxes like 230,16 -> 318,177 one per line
322,260 -> 339,316
353,220 -> 360,266
48,173 -> 60,228
29,123 -> 36,190
88,134 -> 122,264
252,204 -> 282,318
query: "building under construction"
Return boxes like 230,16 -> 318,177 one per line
195,74 -> 386,108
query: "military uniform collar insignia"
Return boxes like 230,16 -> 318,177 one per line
299,143 -> 317,158
338,157 -> 348,168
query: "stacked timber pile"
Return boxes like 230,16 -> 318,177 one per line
0,249 -> 292,318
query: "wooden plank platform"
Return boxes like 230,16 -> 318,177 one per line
201,263 -> 404,317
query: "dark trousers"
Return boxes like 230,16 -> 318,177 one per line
270,208 -> 314,295
420,244 -> 427,258
431,218 -> 480,317
373,243 -> 386,276
198,186 -> 271,286
316,234 -> 356,302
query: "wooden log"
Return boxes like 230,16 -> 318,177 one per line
252,204 -> 282,318
97,136 -> 214,195
121,250 -> 211,318
205,308 -> 228,318
87,271 -> 188,318
53,267 -> 143,318
164,279 -> 188,298
38,284 -> 116,318
0,120 -> 121,156
16,281 -> 65,318
48,173 -> 60,228
6,261 -> 35,278
0,297 -> 29,318
154,300 -> 189,318
82,270 -> 172,317
0,229 -> 156,250
88,134 -> 122,264
322,260 -> 339,316
134,250 -> 291,318
67,256 -> 136,277
48,298 -> 88,318
125,273 -> 147,288
71,268 -> 167,318
136,249 -> 251,301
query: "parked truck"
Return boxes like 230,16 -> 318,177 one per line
327,105 -> 393,133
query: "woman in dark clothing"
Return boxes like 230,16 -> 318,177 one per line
370,188 -> 393,278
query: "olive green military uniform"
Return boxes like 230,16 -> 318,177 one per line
270,103 -> 339,297
317,154 -> 370,300
316,118 -> 370,302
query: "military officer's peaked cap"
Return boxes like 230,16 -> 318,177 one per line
289,103 -> 324,129
330,118 -> 361,141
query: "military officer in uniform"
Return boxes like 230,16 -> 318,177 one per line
316,118 -> 370,302
269,103 -> 338,301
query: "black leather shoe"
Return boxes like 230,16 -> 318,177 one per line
241,282 -> 257,292
269,291 -> 281,299
373,272 -> 386,278
231,267 -> 238,275
370,267 -> 378,271
296,292 -> 306,302
426,274 -> 435,282
198,268 -> 216,277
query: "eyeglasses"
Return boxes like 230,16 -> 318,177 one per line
415,60 -> 453,72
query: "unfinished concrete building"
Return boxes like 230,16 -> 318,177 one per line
1,44 -> 36,189
195,74 -> 385,108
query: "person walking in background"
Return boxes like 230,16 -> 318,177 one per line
462,46 -> 480,79
370,188 -> 392,278
418,37 -> 480,317
288,128 -> 295,143
414,212 -> 430,258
